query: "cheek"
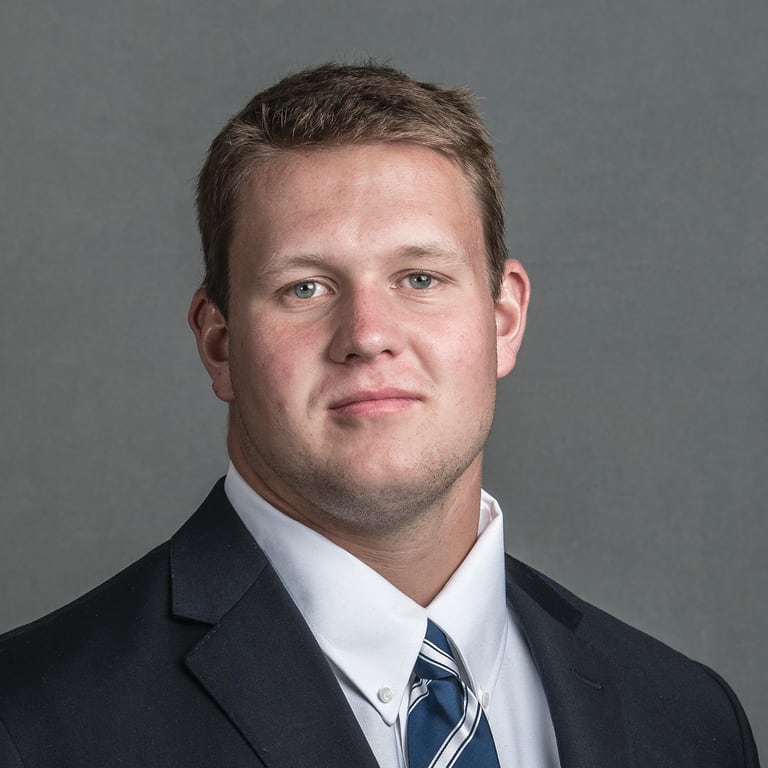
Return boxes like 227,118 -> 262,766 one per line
446,315 -> 498,373
233,321 -> 319,411
422,324 -> 497,406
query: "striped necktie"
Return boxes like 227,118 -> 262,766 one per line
407,620 -> 501,768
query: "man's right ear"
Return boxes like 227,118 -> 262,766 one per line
188,288 -> 234,403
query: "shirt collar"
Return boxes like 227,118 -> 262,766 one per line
224,463 -> 507,725
428,490 -> 508,700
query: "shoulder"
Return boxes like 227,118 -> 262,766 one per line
0,541 -> 175,694
0,500 -> 234,767
506,554 -> 717,676
0,545 -> 168,758
505,555 -> 760,766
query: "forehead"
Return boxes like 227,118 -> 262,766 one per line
231,142 -> 484,252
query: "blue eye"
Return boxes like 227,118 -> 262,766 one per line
408,274 -> 434,289
293,281 -> 319,298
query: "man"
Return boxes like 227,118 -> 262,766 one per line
0,63 -> 759,767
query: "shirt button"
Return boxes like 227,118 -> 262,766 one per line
378,686 -> 393,703
480,691 -> 491,708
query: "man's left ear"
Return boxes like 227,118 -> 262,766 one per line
495,259 -> 531,379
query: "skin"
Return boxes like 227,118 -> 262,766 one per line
189,142 -> 530,605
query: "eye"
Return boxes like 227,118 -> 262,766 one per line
291,280 -> 329,299
407,273 -> 435,290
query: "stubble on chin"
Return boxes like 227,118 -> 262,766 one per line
245,437 -> 487,539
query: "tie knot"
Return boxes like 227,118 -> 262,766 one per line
407,620 -> 501,768
412,620 -> 462,683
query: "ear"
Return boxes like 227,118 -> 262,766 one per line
494,259 -> 531,379
188,288 -> 234,402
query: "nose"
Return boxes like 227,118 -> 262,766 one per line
328,287 -> 404,363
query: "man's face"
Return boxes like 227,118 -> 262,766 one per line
192,143 -> 527,535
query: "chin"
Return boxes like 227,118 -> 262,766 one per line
309,462 -> 472,532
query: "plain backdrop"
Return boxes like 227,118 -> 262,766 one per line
1,0 -> 765,757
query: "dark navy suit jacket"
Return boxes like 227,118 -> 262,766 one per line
0,480 -> 759,767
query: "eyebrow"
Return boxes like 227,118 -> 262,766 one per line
392,242 -> 469,266
256,253 -> 330,282
256,242 -> 470,282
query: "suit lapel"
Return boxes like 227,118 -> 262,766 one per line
170,481 -> 378,768
505,557 -> 631,768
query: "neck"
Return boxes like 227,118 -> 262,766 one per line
230,436 -> 484,607
315,462 -> 484,606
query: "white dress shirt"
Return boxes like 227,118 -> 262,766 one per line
225,464 -> 560,768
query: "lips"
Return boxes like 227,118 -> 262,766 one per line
328,388 -> 422,415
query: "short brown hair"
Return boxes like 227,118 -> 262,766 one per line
196,62 -> 507,315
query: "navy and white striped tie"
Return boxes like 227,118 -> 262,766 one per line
407,620 -> 501,768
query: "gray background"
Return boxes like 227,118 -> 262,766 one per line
1,0 -> 765,756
